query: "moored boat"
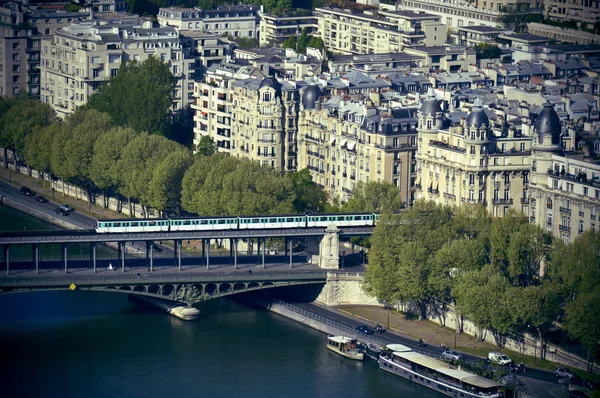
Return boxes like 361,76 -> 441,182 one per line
326,336 -> 364,361
379,347 -> 503,397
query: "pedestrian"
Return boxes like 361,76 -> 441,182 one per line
136,273 -> 141,280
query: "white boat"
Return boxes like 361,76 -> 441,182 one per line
379,347 -> 503,397
326,336 -> 364,361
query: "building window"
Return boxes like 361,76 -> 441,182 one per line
263,92 -> 271,102
12,76 -> 19,84
12,42 -> 20,50
12,54 -> 19,61
12,65 -> 19,72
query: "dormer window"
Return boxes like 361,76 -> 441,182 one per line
263,92 -> 271,102
427,120 -> 432,129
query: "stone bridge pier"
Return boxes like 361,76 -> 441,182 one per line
306,225 -> 340,269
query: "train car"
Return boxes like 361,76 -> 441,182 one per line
96,218 -> 170,233
169,216 -> 238,231
306,213 -> 376,228
238,215 -> 307,230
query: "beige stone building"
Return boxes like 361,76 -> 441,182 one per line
297,86 -> 418,204
40,19 -> 195,118
546,0 -> 600,26
228,77 -> 299,172
157,5 -> 259,40
529,103 -> 600,243
258,10 -> 319,47
416,92 -> 533,217
315,7 -> 445,55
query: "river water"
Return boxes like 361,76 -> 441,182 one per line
0,206 -> 440,398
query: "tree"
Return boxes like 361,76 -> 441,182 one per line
564,290 -> 600,371
475,43 -> 502,60
23,124 -> 60,185
87,56 -> 175,135
195,135 -> 217,157
90,126 -> 138,208
51,109 -> 113,207
233,37 -> 259,49
499,5 -> 543,32
282,34 -> 297,50
288,168 -> 327,213
297,28 -> 311,54
506,223 -> 552,285
116,133 -> 182,216
342,181 -> 403,214
147,148 -> 194,215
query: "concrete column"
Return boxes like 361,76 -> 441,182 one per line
62,242 -> 68,273
289,238 -> 293,269
90,242 -> 97,273
149,241 -> 154,272
233,238 -> 238,270
229,240 -> 233,266
318,225 -> 340,269
206,240 -> 210,270
4,245 -> 10,275
145,241 -> 149,269
256,238 -> 261,265
202,239 -> 205,261
175,240 -> 182,271
33,243 -> 39,274
120,241 -> 125,272
261,237 -> 265,269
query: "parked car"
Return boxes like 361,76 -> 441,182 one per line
488,352 -> 512,366
375,324 -> 386,333
355,325 -> 374,335
556,367 -> 575,379
20,187 -> 35,196
441,350 -> 464,361
55,207 -> 69,216
35,196 -> 48,203
58,204 -> 74,212
151,246 -> 163,253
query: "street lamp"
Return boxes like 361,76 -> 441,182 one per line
528,324 -> 542,367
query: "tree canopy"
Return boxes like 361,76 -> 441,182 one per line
86,56 -> 175,135
475,43 -> 502,60
342,181 -> 403,214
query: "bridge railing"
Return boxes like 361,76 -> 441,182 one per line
0,271 -> 329,287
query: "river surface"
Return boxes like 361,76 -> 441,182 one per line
0,206 -> 440,398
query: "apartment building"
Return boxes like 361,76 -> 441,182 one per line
297,86 -> 418,204
529,103 -> 600,242
229,77 -> 299,171
157,5 -> 259,39
191,62 -> 265,153
259,10 -> 318,46
40,19 -> 195,118
396,0 -> 502,29
315,7 -> 445,55
546,0 -> 600,26
0,2 -> 92,98
416,92 -> 534,216
527,23 -> 600,45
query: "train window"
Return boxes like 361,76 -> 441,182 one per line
217,219 -> 225,224
149,221 -> 156,226
252,219 -> 259,223
269,218 -> 276,223
320,216 -> 327,221
114,222 -> 121,227
200,220 -> 208,225
286,218 -> 293,222
131,222 -> 139,227
337,216 -> 344,221
354,216 -> 360,220
183,220 -> 190,225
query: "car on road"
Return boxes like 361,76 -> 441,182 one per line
20,187 -> 35,196
488,352 -> 512,365
582,380 -> 596,389
556,367 -> 575,379
151,246 -> 163,253
58,204 -> 74,212
35,196 -> 48,203
55,207 -> 69,216
355,325 -> 374,335
441,350 -> 464,361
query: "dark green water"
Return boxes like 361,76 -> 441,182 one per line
0,206 -> 440,398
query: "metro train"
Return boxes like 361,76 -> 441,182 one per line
95,213 -> 381,234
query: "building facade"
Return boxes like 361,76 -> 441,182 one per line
529,102 -> 600,243
297,86 -> 418,204
40,20 -> 195,118
546,0 -> 600,26
157,5 -> 259,39
315,7 -> 445,55
396,0 -> 502,29
259,11 -> 318,47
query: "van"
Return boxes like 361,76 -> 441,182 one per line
489,352 -> 512,365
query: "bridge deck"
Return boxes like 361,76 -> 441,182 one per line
0,227 -> 374,245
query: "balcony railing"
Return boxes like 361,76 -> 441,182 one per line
559,225 -> 570,232
492,198 -> 513,205
559,207 -> 571,214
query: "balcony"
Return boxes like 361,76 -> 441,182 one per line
492,198 -> 513,205
443,193 -> 456,199
521,197 -> 529,204
559,207 -> 571,214
559,225 -> 570,232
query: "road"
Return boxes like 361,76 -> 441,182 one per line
296,302 -> 560,385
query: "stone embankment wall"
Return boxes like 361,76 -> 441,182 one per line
316,273 -> 380,306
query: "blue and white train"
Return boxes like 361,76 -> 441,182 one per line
95,213 -> 381,234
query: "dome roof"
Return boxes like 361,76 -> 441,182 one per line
301,85 -> 321,110
534,102 -> 562,145
465,98 -> 489,129
259,77 -> 282,95
420,88 -> 442,117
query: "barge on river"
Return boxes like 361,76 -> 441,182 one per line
326,336 -> 364,361
379,344 -> 503,397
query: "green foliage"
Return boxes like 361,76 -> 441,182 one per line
342,181 -> 403,214
90,127 -> 138,194
195,135 -> 217,158
475,43 -> 502,60
147,148 -> 194,214
23,124 -> 61,175
86,56 -> 175,135
282,34 -> 297,50
564,290 -> 600,358
64,4 -> 81,12
499,5 -> 543,32
233,37 -> 260,49
288,168 -> 327,213
297,28 -> 310,54
1,96 -> 57,155
307,36 -> 325,49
